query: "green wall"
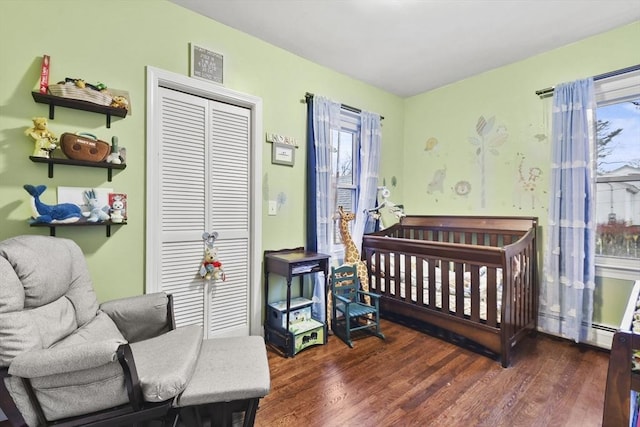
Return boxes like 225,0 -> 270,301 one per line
0,0 -> 404,302
402,21 -> 640,327
0,0 -> 637,327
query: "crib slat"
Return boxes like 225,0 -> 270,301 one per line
487,268 -> 498,327
416,256 -> 424,305
393,252 -> 401,300
454,263 -> 465,318
427,258 -> 436,308
470,265 -> 480,323
441,265 -> 450,313
464,231 -> 473,245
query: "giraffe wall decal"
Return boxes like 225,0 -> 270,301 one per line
337,206 -> 371,305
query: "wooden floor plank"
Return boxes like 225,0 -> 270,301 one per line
256,319 -> 609,427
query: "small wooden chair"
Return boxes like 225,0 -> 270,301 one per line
330,264 -> 385,347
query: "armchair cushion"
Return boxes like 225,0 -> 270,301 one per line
130,324 -> 203,402
9,339 -> 123,379
5,311 -> 129,424
52,310 -> 125,349
9,311 -> 126,378
0,235 -> 98,322
100,292 -> 172,342
5,360 -> 128,424
0,296 -> 78,366
0,235 -> 100,366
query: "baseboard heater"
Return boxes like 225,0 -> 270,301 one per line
538,312 -> 617,349
588,322 -> 617,350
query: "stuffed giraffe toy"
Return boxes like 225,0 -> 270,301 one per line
337,206 -> 371,306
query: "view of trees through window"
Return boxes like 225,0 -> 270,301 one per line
595,99 -> 640,260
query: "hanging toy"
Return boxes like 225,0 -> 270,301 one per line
199,231 -> 226,281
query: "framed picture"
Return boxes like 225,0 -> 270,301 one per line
190,43 -> 223,84
272,142 -> 295,166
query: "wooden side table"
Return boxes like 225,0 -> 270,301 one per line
264,247 -> 330,357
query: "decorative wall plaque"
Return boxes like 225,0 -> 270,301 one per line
190,43 -> 223,84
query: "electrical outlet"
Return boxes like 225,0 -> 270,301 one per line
268,201 -> 277,216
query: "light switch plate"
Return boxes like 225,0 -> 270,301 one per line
268,201 -> 277,216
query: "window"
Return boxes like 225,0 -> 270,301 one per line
594,70 -> 640,277
330,111 -> 361,261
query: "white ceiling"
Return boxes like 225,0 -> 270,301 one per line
170,0 -> 640,97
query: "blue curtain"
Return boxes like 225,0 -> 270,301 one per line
307,96 -> 341,321
305,98 -> 317,252
540,78 -> 597,343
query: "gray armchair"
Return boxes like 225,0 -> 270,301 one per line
0,235 -> 270,427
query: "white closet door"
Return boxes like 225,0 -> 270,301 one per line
156,87 -> 251,337
208,101 -> 251,338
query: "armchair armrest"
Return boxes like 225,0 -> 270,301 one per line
8,339 -> 124,378
334,294 -> 352,304
100,292 -> 174,342
356,290 -> 381,300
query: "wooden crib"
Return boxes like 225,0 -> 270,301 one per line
362,215 -> 538,367
603,279 -> 640,427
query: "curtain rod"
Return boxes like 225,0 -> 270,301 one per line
535,64 -> 640,98
304,92 -> 384,120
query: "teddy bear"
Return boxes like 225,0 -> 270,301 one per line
110,95 -> 129,110
25,117 -> 58,158
199,246 -> 226,281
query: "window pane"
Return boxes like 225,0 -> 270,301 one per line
336,188 -> 354,212
337,131 -> 355,185
595,99 -> 640,260
329,116 -> 360,261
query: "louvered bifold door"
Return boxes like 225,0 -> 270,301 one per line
157,87 -> 210,329
208,101 -> 251,338
156,88 -> 252,337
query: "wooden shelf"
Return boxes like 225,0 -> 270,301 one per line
30,219 -> 127,237
31,91 -> 127,128
29,156 -> 126,182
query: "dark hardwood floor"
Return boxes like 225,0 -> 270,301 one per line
256,319 -> 610,427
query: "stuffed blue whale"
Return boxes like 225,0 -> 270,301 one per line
24,184 -> 82,224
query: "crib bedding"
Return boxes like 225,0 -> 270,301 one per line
370,253 -> 503,320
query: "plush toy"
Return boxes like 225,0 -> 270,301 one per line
110,95 -> 129,110
83,189 -> 110,223
25,117 -> 58,158
106,136 -> 122,164
199,245 -> 226,281
23,184 -> 82,224
109,195 -> 125,223
198,231 -> 226,281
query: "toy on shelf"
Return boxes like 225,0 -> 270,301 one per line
106,136 -> 123,164
110,95 -> 129,111
199,231 -> 226,281
23,184 -> 82,224
83,189 -> 110,223
25,117 -> 58,158
60,132 -> 110,163
108,193 -> 127,223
